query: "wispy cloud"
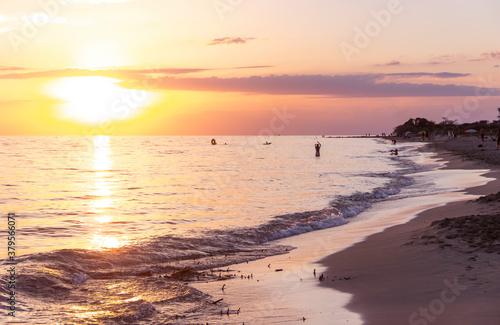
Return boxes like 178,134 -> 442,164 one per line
427,54 -> 456,65
0,13 -> 66,34
383,60 -> 401,66
0,66 -> 272,79
469,50 -> 500,62
425,51 -> 500,65
0,67 -> 209,80
233,66 -> 274,70
387,72 -> 470,79
0,65 -> 25,71
207,37 -> 257,46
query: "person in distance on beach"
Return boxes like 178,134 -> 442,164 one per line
480,128 -> 485,142
496,130 -> 500,150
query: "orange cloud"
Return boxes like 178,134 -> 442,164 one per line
0,65 -> 25,71
206,37 -> 257,46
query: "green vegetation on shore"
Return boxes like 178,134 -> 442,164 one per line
392,108 -> 500,137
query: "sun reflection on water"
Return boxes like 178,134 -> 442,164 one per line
86,136 -> 130,251
94,215 -> 112,223
90,234 -> 130,250
93,135 -> 112,171
90,197 -> 113,210
89,135 -> 115,214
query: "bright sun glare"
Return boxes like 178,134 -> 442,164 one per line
45,76 -> 157,125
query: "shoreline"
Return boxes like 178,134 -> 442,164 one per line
320,140 -> 500,324
192,140 -> 499,324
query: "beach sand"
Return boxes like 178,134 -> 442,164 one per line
192,138 -> 499,324
320,137 -> 500,325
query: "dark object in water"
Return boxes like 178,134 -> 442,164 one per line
170,267 -> 200,280
136,270 -> 153,277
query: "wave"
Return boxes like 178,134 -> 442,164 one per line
9,153 -> 419,285
216,171 -> 415,244
1,147 -> 428,324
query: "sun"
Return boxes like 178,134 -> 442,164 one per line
44,76 -> 157,125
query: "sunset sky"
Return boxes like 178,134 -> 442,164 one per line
1,0 -> 500,135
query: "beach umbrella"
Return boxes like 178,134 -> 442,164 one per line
464,129 -> 477,133
405,131 -> 412,135
418,131 -> 426,134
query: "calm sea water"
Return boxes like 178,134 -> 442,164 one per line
1,136 -> 429,324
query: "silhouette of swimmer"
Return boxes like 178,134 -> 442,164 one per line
211,139 -> 217,145
390,149 -> 398,156
315,142 -> 321,157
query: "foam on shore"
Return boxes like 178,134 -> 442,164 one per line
193,145 -> 496,324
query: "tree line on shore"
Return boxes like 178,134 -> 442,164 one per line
393,108 -> 500,137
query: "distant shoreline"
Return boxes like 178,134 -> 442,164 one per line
320,138 -> 500,324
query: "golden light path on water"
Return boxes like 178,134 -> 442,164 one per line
88,135 -> 129,250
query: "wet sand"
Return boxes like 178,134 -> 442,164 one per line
320,137 -> 500,324
192,139 -> 498,324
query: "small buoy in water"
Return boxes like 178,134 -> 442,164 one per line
211,139 -> 217,145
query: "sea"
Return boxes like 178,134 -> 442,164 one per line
0,136 -> 446,324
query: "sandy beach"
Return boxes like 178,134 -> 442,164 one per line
190,137 -> 499,324
320,137 -> 500,325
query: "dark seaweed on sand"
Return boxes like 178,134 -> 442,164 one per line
475,191 -> 500,203
431,214 -> 500,253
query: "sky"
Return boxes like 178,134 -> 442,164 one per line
1,0 -> 500,135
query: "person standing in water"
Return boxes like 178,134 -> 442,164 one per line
315,142 -> 321,157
